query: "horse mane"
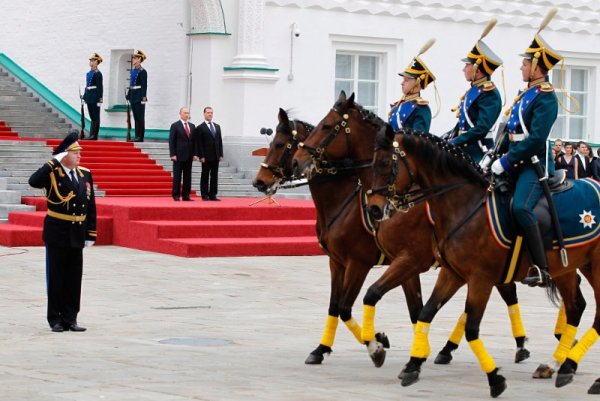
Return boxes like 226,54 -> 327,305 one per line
282,109 -> 315,135
333,98 -> 386,131
376,128 -> 487,186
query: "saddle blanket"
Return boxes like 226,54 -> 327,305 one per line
487,178 -> 600,249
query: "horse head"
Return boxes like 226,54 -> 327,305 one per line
368,129 -> 487,221
292,90 -> 384,180
253,108 -> 312,194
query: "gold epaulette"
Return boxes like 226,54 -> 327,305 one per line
415,96 -> 429,106
478,81 -> 496,92
538,82 -> 555,92
78,166 -> 90,172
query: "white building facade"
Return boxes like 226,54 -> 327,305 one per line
0,0 -> 599,169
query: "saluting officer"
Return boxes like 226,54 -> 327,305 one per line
448,19 -> 503,164
491,12 -> 561,287
29,130 -> 97,332
389,38 -> 436,133
126,50 -> 148,142
83,52 -> 103,140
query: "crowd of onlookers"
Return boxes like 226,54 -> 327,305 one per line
552,139 -> 600,181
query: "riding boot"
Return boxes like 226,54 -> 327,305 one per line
521,223 -> 550,287
90,121 -> 99,140
133,124 -> 141,142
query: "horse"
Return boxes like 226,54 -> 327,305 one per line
291,91 -> 534,369
254,107 -> 423,367
367,125 -> 597,397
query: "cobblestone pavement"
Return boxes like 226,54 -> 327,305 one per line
0,245 -> 598,401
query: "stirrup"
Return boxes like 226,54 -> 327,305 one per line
521,265 -> 547,287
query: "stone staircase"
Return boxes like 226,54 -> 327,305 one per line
0,173 -> 35,224
0,67 -> 72,137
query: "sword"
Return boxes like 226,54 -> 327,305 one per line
531,155 -> 568,267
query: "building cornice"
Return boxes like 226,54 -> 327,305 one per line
266,0 -> 600,35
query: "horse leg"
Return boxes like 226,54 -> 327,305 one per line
495,283 -> 530,363
362,256 -> 424,367
305,259 -> 345,364
463,282 -> 507,398
531,272 -> 585,379
554,274 -> 582,341
556,266 -> 599,388
400,268 -> 465,387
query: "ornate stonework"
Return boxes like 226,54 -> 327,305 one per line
266,0 -> 600,35
190,0 -> 226,33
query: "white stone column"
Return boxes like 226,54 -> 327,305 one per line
229,0 -> 270,68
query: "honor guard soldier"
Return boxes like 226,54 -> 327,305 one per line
389,38 -> 436,133
448,19 -> 503,164
29,130 -> 97,332
491,9 -> 562,287
126,50 -> 148,142
83,52 -> 103,140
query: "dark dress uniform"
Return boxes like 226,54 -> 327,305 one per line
494,31 -> 562,286
83,53 -> 103,140
126,50 -> 148,142
28,132 -> 97,331
391,51 -> 436,133
389,94 -> 432,133
449,40 -> 503,164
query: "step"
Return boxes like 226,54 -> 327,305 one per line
0,203 -> 35,219
0,190 -> 20,203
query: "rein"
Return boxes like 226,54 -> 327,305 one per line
260,120 -> 301,183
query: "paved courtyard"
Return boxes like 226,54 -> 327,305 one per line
1,245 -> 599,401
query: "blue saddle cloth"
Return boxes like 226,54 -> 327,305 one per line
487,178 -> 600,249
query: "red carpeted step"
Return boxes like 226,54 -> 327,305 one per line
97,182 -> 172,189
94,176 -> 172,183
102,188 -> 172,196
81,157 -> 156,164
156,237 -> 322,257
129,219 -> 316,239
82,151 -> 147,158
81,162 -> 164,169
91,169 -> 171,176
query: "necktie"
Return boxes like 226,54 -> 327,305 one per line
184,122 -> 190,138
70,170 -> 79,191
209,122 -> 216,136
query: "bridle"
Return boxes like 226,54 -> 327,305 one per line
367,132 -> 470,211
260,120 -> 303,183
298,106 -> 372,177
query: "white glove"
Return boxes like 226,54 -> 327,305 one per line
491,159 -> 504,175
54,151 -> 69,162
85,240 -> 95,247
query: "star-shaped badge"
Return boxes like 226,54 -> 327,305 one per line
579,210 -> 596,229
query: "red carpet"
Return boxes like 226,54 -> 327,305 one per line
0,120 -> 18,137
0,197 -> 321,257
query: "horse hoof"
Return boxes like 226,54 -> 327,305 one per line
532,364 -> 554,379
556,373 -> 574,388
490,379 -> 507,398
375,332 -> 390,349
588,379 -> 600,394
514,347 -> 530,363
400,370 -> 420,387
305,353 -> 324,365
367,341 -> 386,368
434,352 -> 452,365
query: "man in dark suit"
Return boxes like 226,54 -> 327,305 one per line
28,130 -> 97,333
83,52 -> 103,140
169,107 -> 197,201
125,50 -> 148,142
575,141 -> 591,178
196,106 -> 224,201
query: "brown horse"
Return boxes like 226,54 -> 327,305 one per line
254,107 -> 423,366
367,125 -> 596,397
291,92 -> 533,367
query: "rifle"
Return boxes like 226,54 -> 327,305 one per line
125,87 -> 132,142
79,86 -> 85,140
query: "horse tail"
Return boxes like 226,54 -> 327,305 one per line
545,280 -> 561,307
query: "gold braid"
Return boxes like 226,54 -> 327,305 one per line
47,170 -> 75,209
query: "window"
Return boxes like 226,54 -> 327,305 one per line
335,53 -> 380,114
551,67 -> 590,140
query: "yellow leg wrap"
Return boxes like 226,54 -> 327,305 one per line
553,324 -> 578,364
319,315 -> 339,347
447,312 -> 467,345
410,321 -> 431,359
554,303 -> 567,337
507,304 -> 526,338
361,305 -> 376,342
344,317 -> 365,344
567,328 -> 599,364
468,338 -> 497,374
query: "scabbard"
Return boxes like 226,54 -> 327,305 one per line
531,155 -> 568,267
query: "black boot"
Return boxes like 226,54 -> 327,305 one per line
133,123 -> 141,142
138,120 -> 145,142
89,121 -> 99,140
521,223 -> 550,287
